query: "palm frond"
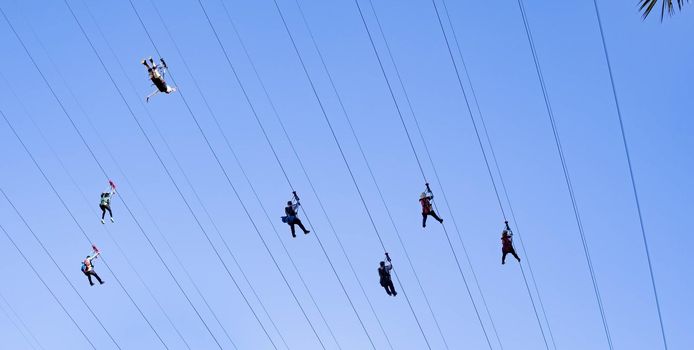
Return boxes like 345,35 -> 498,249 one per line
639,0 -> 689,20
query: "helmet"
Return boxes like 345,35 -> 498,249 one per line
379,261 -> 385,267
420,192 -> 427,199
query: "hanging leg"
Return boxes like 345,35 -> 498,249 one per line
511,249 -> 521,262
106,205 -> 114,223
85,271 -> 94,286
430,211 -> 444,224
289,223 -> 296,238
92,271 -> 104,284
296,219 -> 310,234
502,251 -> 508,265
146,89 -> 160,102
422,213 -> 428,228
387,281 -> 397,296
100,205 -> 106,224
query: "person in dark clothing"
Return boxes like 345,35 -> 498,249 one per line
420,191 -> 443,228
283,200 -> 310,238
501,229 -> 521,265
99,190 -> 115,224
378,254 -> 397,296
81,250 -> 104,286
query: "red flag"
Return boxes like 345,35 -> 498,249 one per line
108,180 -> 117,191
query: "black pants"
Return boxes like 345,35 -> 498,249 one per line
422,211 -> 443,227
502,249 -> 521,264
289,218 -> 308,237
84,270 -> 103,285
100,204 -> 112,219
381,279 -> 397,296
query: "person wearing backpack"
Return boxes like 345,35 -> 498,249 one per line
81,247 -> 104,286
282,199 -> 310,238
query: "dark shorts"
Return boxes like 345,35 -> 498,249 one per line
154,79 -> 168,92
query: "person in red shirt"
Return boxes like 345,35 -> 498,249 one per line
501,229 -> 521,265
419,191 -> 443,228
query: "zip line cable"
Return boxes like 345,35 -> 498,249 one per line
66,0 -> 333,346
9,3 -> 238,347
0,23 -> 171,344
0,104 -> 166,349
129,0 -> 355,347
208,0 -> 398,347
590,2 -> 668,348
515,0 -> 613,348
79,2 -> 287,348
123,1 -> 329,348
0,184 -> 121,349
286,0 -> 452,348
214,0 -> 398,347
69,0 -> 322,346
0,281 -> 46,350
436,1 -> 557,348
64,0 -> 285,347
0,222 -> 96,349
364,0 -> 516,347
426,0 -> 556,348
0,15 -> 171,349
267,0 -> 434,348
0,68 -> 193,350
0,293 -> 38,350
350,0 -> 499,348
9,9 -> 199,344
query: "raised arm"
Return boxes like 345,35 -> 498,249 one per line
88,251 -> 101,261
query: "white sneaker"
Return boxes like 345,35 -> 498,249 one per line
101,219 -> 105,224
110,217 -> 114,223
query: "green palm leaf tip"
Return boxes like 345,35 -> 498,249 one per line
639,0 -> 688,20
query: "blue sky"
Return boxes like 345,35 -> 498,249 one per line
0,0 -> 691,349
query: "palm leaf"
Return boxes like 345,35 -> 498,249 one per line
639,0 -> 689,20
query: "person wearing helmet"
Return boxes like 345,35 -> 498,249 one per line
501,229 -> 521,264
378,255 -> 397,296
99,190 -> 115,224
283,200 -> 310,238
419,191 -> 443,228
81,251 -> 104,286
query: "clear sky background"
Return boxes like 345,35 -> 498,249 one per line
0,0 -> 691,349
